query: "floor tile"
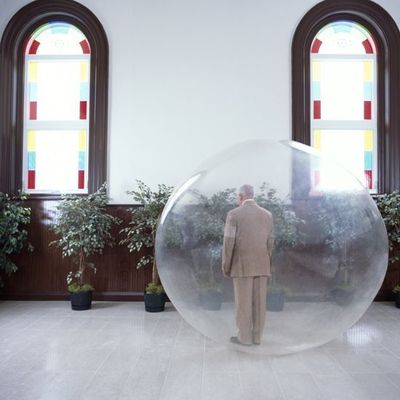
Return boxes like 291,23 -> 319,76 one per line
0,301 -> 399,400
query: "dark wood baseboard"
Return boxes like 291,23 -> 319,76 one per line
0,291 -> 146,301
0,291 -> 390,302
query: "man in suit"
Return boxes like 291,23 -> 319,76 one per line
222,184 -> 274,346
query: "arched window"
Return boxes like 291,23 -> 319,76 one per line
25,22 -> 91,193
292,0 -> 400,194
0,0 -> 108,196
310,21 -> 377,192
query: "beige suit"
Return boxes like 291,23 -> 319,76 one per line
222,199 -> 274,344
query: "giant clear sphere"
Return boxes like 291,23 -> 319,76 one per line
155,140 -> 388,355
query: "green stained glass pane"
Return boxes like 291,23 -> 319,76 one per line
313,21 -> 376,55
26,22 -> 90,55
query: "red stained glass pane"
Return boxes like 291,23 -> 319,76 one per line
362,39 -> 374,54
79,39 -> 91,54
78,170 -> 85,189
28,39 -> 40,55
80,101 -> 87,120
365,170 -> 372,189
364,101 -> 372,119
311,39 -> 322,54
29,101 -> 37,120
313,100 -> 321,119
28,170 -> 36,189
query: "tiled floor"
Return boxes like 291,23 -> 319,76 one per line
0,301 -> 399,400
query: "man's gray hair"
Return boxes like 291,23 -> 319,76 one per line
238,184 -> 254,199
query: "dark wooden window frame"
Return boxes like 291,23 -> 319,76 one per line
0,0 -> 108,196
292,0 -> 400,194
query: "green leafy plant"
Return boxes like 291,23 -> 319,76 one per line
374,191 -> 400,264
267,284 -> 287,295
306,193 -> 369,289
120,180 -> 174,291
375,191 -> 400,296
256,183 -> 303,288
0,192 -> 33,286
145,282 -> 165,295
255,183 -> 302,251
50,184 -> 121,293
68,282 -> 94,293
189,188 -> 237,292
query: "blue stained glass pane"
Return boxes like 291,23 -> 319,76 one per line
50,23 -> 70,34
333,23 -> 352,33
364,82 -> 372,101
28,152 -> 36,169
312,82 -> 321,100
78,151 -> 85,170
364,151 -> 373,169
29,82 -> 38,101
80,82 -> 89,101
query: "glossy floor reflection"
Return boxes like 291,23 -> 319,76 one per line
0,301 -> 399,400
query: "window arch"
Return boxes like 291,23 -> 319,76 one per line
292,0 -> 400,194
0,0 -> 108,195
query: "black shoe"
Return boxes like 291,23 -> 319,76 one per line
230,336 -> 251,346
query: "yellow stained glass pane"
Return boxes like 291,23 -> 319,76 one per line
312,61 -> 321,81
364,61 -> 372,81
79,130 -> 87,150
313,129 -> 321,149
29,62 -> 38,82
80,61 -> 88,81
364,130 -> 373,150
27,130 -> 36,151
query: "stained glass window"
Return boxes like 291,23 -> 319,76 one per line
24,22 -> 90,193
310,21 -> 377,192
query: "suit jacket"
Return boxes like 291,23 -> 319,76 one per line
222,199 -> 274,277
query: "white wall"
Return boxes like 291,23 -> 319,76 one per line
1,0 -> 399,203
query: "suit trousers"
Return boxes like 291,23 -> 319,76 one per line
232,276 -> 267,344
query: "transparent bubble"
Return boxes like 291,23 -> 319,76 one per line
155,140 -> 388,355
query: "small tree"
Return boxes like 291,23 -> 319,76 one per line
120,180 -> 174,289
375,191 -> 400,292
50,184 -> 121,291
375,191 -> 400,264
0,192 -> 33,287
255,183 -> 303,289
189,188 -> 236,291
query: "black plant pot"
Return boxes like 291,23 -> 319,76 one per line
267,291 -> 285,311
199,290 -> 223,310
144,292 -> 166,312
70,291 -> 92,311
331,288 -> 354,307
394,292 -> 400,308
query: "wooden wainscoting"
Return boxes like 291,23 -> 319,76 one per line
0,200 -> 152,300
0,200 -> 396,301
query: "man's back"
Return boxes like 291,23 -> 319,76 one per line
222,199 -> 274,277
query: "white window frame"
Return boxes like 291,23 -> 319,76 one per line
23,52 -> 90,194
310,52 -> 378,193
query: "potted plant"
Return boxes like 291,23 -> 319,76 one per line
393,285 -> 400,308
266,284 -> 286,311
120,180 -> 174,312
189,189 -> 236,310
0,192 -> 33,287
306,192 -> 368,306
255,183 -> 302,311
50,184 -> 121,310
375,191 -> 400,307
